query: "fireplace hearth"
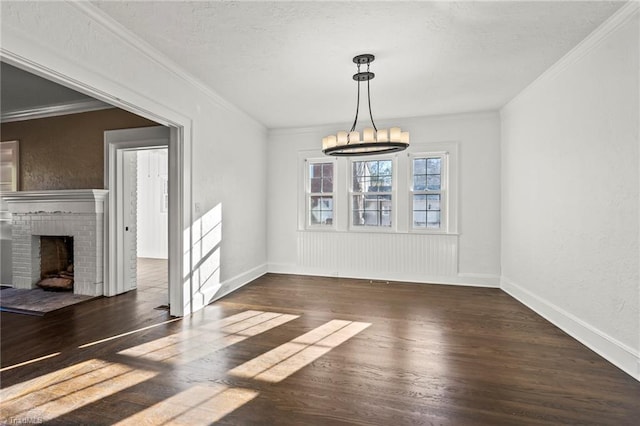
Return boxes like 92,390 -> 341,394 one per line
38,236 -> 74,291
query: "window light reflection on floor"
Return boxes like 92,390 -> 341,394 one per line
78,317 -> 183,349
0,352 -> 61,373
0,359 -> 157,424
115,384 -> 258,426
118,310 -> 299,365
0,311 -> 371,424
229,319 -> 371,383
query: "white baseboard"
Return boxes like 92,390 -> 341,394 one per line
457,272 -> 501,287
210,263 -> 268,303
501,277 -> 640,381
267,263 -> 500,288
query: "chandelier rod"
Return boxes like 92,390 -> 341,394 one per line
366,63 -> 378,132
348,63 -> 362,136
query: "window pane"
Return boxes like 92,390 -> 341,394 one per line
414,158 -> 426,175
352,209 -> 364,226
321,196 -> 333,210
427,158 -> 441,174
427,175 -> 441,190
353,160 -> 392,187
310,195 -> 333,225
352,194 -> 392,227
413,211 -> 427,227
322,163 -> 333,178
322,177 -> 333,193
351,160 -> 392,228
427,194 -> 440,211
309,162 -> 333,194
352,162 -> 365,190
414,175 -> 426,191
380,176 -> 392,190
0,166 -> 12,181
310,177 -> 321,193
352,176 -> 361,191
310,164 -> 322,178
413,194 -> 441,229
413,194 -> 427,210
427,211 -> 440,228
378,160 -> 392,176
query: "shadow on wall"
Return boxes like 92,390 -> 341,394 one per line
185,203 -> 223,312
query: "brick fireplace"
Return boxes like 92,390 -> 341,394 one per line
3,190 -> 108,296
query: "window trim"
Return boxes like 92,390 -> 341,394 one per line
348,155 -> 397,232
0,140 -> 19,223
298,142 -> 458,235
408,151 -> 448,233
304,157 -> 337,230
0,140 -> 19,192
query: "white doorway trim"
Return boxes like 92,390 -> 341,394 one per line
104,127 -> 168,296
1,52 -> 192,317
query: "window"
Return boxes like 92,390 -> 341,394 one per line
351,159 -> 393,228
307,161 -> 334,226
0,140 -> 19,193
299,143 -> 457,234
0,140 -> 19,224
411,155 -> 445,230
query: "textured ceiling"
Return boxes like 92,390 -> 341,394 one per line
90,1 -> 624,128
6,2 -> 626,128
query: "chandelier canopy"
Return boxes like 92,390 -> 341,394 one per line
322,54 -> 409,156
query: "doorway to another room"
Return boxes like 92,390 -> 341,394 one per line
105,126 -> 172,311
135,148 -> 169,307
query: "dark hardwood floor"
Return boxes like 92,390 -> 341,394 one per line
1,273 -> 639,425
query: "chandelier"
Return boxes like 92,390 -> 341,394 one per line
322,54 -> 409,156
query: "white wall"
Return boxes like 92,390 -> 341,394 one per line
501,5 -> 639,379
1,2 -> 268,312
137,149 -> 168,259
268,112 -> 501,286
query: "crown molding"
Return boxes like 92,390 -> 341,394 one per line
1,99 -> 113,123
503,1 -> 639,112
68,1 -> 265,131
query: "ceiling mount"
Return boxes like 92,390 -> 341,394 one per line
353,53 -> 375,64
353,54 -> 375,81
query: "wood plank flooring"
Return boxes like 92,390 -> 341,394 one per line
1,273 -> 639,425
136,257 -> 169,304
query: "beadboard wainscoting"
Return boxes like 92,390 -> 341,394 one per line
269,231 -> 496,287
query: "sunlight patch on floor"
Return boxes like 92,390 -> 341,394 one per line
0,311 -> 371,424
0,359 -> 157,424
0,352 -> 61,373
118,310 -> 299,365
78,317 -> 183,349
229,319 -> 371,383
115,384 -> 258,425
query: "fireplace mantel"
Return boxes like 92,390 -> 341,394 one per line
3,189 -> 108,214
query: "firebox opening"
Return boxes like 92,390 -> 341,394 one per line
38,236 -> 74,291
